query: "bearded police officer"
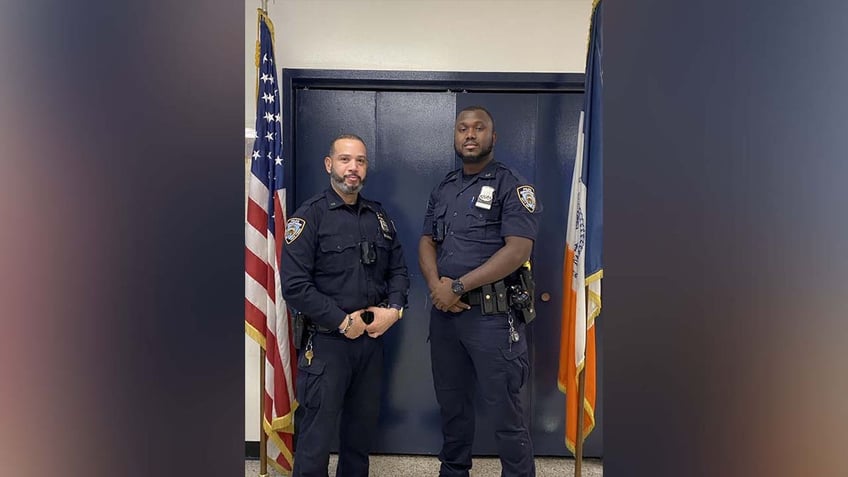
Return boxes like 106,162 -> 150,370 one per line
281,134 -> 409,477
419,106 -> 542,477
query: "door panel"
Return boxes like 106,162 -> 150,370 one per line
370,91 -> 456,453
457,93 -> 539,184
293,90 -> 376,206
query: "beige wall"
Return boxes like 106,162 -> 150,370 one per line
244,0 -> 593,440
245,0 -> 593,128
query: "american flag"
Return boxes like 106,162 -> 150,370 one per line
244,10 -> 296,474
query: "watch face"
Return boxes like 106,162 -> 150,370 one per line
452,281 -> 463,294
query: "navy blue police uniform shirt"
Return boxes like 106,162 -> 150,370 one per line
422,160 -> 542,280
280,187 -> 409,330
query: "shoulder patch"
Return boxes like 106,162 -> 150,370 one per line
284,218 -> 306,244
516,185 -> 537,213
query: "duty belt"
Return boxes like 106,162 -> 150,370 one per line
460,280 -> 510,315
306,322 -> 336,334
462,289 -> 484,306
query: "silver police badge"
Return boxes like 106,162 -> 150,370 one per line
516,185 -> 537,213
284,218 -> 306,244
475,185 -> 495,210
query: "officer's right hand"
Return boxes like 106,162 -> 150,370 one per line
431,277 -> 470,313
446,302 -> 470,313
340,310 -> 367,339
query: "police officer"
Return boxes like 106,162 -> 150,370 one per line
419,106 -> 541,477
281,134 -> 409,477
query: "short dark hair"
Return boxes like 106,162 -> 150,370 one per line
328,134 -> 366,157
456,105 -> 495,132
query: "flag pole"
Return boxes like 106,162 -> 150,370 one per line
259,349 -> 268,477
257,3 -> 268,475
573,286 -> 589,477
574,365 -> 586,476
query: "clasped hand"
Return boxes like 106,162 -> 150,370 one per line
363,306 -> 400,338
430,277 -> 471,313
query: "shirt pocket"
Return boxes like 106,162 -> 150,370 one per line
465,205 -> 502,241
429,204 -> 447,238
434,204 -> 447,220
317,235 -> 359,274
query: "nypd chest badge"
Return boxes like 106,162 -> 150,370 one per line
475,185 -> 495,210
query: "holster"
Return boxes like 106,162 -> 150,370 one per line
516,265 -> 536,324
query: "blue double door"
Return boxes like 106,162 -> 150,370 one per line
291,87 -> 602,458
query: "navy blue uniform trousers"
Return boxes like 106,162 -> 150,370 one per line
292,332 -> 383,477
429,306 -> 535,477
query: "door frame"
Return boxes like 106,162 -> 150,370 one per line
280,69 -> 585,207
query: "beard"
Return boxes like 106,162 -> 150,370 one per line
455,139 -> 494,164
330,170 -> 365,194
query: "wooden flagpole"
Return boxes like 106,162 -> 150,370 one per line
573,287 -> 589,477
574,366 -> 586,477
258,3 -> 270,476
259,2 -> 269,472
259,349 -> 268,477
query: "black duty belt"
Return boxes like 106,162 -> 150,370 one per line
460,280 -> 510,315
307,323 -> 336,334
462,289 -> 484,306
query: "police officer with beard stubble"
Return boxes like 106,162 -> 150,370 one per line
419,106 -> 542,477
280,134 -> 409,477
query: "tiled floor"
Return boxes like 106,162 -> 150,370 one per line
245,454 -> 603,476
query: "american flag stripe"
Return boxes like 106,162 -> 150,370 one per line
246,200 -> 268,238
248,171 -> 270,205
244,252 -> 267,287
245,273 -> 270,311
245,226 -> 267,261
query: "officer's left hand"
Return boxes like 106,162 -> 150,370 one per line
364,306 -> 401,338
431,277 -> 469,313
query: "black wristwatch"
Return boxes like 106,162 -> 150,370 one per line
451,279 -> 465,295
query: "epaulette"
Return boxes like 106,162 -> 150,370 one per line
439,169 -> 460,186
360,195 -> 383,207
497,162 -> 531,184
307,192 -> 327,206
293,192 -> 325,215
